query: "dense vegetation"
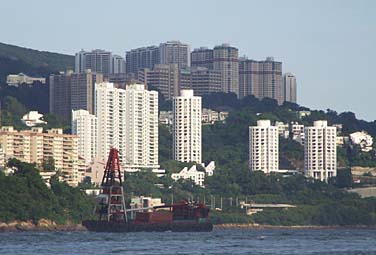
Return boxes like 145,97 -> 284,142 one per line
0,84 -> 49,113
0,159 -> 94,224
0,42 -> 74,83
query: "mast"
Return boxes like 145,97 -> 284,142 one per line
98,148 -> 127,223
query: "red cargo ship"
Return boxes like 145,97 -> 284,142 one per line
82,148 -> 213,232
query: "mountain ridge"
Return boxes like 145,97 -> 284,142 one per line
0,42 -> 74,83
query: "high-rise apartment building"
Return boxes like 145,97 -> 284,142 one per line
239,57 -> 283,104
304,120 -> 337,182
94,82 -> 127,165
70,71 -> 103,114
49,71 -> 72,120
50,71 -> 103,120
72,110 -> 97,164
213,44 -> 239,96
125,46 -> 160,77
179,67 -> 192,91
138,64 -> 180,100
75,49 -> 112,76
191,47 -> 214,70
173,90 -> 202,163
138,64 -> 222,99
191,67 -> 222,96
283,73 -> 297,103
159,41 -> 190,68
0,126 -> 79,186
191,44 -> 239,96
94,82 -> 159,171
126,41 -> 190,80
249,120 -> 279,173
124,84 -> 159,171
112,55 -> 126,74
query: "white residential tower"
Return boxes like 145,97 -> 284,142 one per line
124,84 -> 159,171
72,109 -> 97,164
173,89 -> 202,163
304,120 -> 337,182
249,120 -> 279,173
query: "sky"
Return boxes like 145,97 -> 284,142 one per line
0,0 -> 375,121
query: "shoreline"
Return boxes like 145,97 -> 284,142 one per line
0,219 -> 86,232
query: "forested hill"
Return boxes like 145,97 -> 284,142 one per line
0,42 -> 74,83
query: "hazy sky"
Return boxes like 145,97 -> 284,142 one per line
1,0 -> 375,120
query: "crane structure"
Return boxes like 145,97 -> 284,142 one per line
98,148 -> 127,223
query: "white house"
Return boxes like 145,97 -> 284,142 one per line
350,131 -> 373,152
21,111 -> 47,127
171,161 -> 215,187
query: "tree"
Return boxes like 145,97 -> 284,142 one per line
42,157 -> 55,171
335,168 -> 352,188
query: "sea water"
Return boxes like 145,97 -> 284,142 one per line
0,228 -> 375,255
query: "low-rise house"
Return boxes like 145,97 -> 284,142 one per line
219,111 -> 229,121
298,110 -> 311,119
202,109 -> 228,124
159,111 -> 173,125
21,111 -> 47,127
350,131 -> 373,152
6,73 -> 46,87
333,124 -> 343,135
275,121 -> 289,139
171,161 -> 215,187
290,122 -> 305,145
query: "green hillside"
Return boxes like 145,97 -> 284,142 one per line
0,42 -> 74,83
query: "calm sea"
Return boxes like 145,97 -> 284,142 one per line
0,228 -> 375,255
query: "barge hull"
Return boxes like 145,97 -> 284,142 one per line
82,220 -> 213,232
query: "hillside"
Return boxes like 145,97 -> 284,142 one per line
0,159 -> 94,224
0,42 -> 74,83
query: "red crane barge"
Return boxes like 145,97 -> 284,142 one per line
82,148 -> 213,232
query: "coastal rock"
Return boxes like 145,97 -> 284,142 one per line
16,221 -> 34,231
37,218 -> 57,230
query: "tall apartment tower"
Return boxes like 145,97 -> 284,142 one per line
75,49 -> 112,76
159,41 -> 191,68
191,47 -> 214,70
213,44 -> 239,96
138,64 -> 180,100
249,120 -> 279,173
72,109 -> 97,164
173,90 -> 202,163
49,71 -> 72,120
239,57 -> 283,104
283,73 -> 297,103
124,84 -> 159,171
125,46 -> 160,77
95,82 -> 127,165
191,67 -> 222,96
50,71 -> 103,121
304,120 -> 337,182
70,71 -> 103,114
112,55 -> 126,74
